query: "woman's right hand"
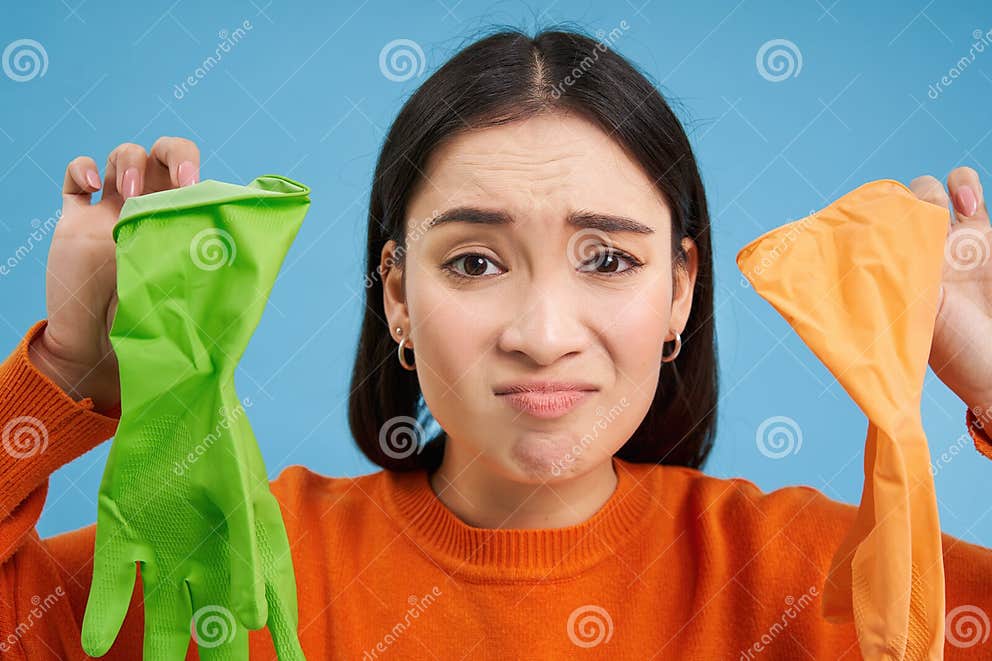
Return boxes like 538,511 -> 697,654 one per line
28,137 -> 200,413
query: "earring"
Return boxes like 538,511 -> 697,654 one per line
396,326 -> 416,370
661,330 -> 682,363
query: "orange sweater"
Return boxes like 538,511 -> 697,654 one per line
2,318 -> 992,660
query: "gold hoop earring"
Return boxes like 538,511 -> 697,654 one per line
396,327 -> 416,370
661,330 -> 682,363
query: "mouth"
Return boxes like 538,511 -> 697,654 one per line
494,381 -> 598,419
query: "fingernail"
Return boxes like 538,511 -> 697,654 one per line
86,170 -> 101,190
178,160 -> 198,187
954,185 -> 978,216
122,167 -> 140,199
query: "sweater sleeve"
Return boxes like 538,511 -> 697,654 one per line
0,319 -> 146,660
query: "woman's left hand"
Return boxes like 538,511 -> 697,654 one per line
910,167 -> 992,417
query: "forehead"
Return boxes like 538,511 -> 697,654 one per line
411,112 -> 671,227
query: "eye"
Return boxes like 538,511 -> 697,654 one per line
578,247 -> 644,276
442,253 -> 504,280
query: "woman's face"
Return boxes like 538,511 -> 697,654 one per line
382,111 -> 697,483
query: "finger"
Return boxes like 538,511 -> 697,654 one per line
197,440 -> 267,630
62,156 -> 102,205
103,142 -> 148,203
189,585 -> 249,660
140,567 -> 194,661
220,485 -> 266,630
947,166 -> 988,224
148,135 -> 200,192
255,494 -> 306,660
80,531 -> 139,656
909,174 -> 951,209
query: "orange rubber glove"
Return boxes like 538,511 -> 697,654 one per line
736,179 -> 950,660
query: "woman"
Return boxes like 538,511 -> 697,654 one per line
2,27 -> 991,659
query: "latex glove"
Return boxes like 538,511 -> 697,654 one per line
737,179 -> 949,660
80,175 -> 311,660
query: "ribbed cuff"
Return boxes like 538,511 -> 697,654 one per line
0,319 -> 119,515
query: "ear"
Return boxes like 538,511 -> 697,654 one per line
382,239 -> 410,345
670,236 -> 698,336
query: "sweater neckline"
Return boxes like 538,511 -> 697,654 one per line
383,456 -> 656,581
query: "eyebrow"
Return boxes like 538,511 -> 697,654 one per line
425,206 -> 656,235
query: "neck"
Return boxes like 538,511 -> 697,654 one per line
428,444 -> 619,529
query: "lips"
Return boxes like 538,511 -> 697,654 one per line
495,382 -> 597,419
493,381 -> 598,395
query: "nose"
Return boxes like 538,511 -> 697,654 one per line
496,275 -> 588,366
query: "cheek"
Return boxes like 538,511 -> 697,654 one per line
602,279 -> 673,377
405,269 -> 495,418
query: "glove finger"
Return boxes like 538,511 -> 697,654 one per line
189,586 -> 249,660
201,446 -> 267,630
256,493 -> 306,660
140,566 -> 194,661
80,529 -> 139,657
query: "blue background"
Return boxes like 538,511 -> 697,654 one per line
1,1 -> 990,546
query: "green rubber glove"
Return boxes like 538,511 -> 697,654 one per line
80,175 -> 311,660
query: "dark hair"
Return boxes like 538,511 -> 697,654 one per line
348,25 -> 718,473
